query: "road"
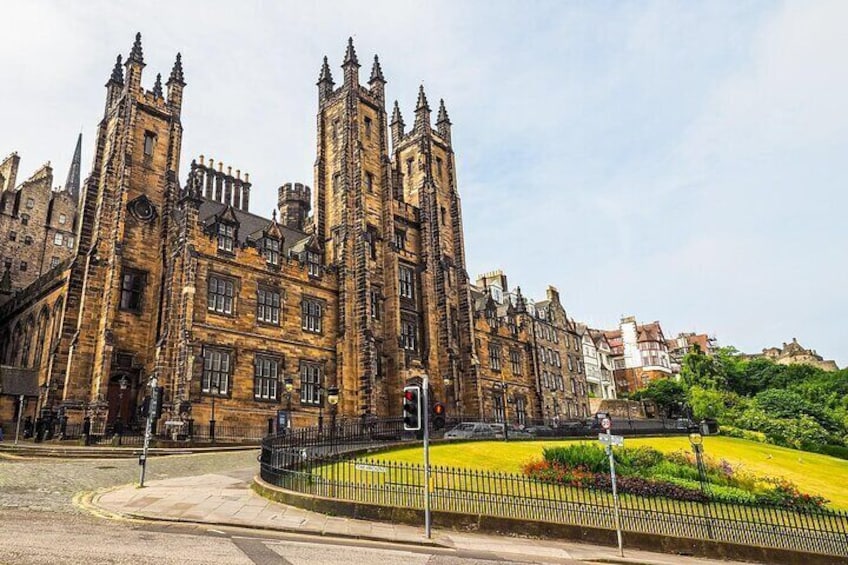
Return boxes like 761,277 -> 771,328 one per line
0,451 -> 563,564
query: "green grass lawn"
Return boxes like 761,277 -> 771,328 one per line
363,436 -> 848,509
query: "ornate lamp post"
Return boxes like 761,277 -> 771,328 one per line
209,382 -> 220,443
327,386 -> 339,445
283,376 -> 294,432
115,375 -> 128,445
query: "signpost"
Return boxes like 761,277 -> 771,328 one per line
138,376 -> 158,488
599,419 -> 624,558
422,374 -> 432,539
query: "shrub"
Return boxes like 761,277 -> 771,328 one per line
616,446 -> 664,471
542,444 -> 609,473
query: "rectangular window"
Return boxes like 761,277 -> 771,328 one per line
555,352 -> 561,368
489,345 -> 501,371
208,275 -> 235,314
264,238 -> 280,266
567,355 -> 574,371
254,356 -> 279,401
366,225 -> 378,260
515,397 -> 527,426
435,157 -> 443,176
440,206 -> 446,226
50,256 -> 60,268
300,361 -> 322,406
493,394 -> 505,423
406,158 -> 413,175
66,235 -> 74,249
21,214 -> 29,226
20,261 -> 27,271
26,198 -> 34,209
120,269 -> 146,312
393,229 -> 406,250
144,132 -> 155,156
401,317 -> 418,352
332,120 -> 339,142
399,265 -> 414,299
59,213 -> 67,225
257,287 -> 281,325
510,349 -> 521,375
54,233 -> 63,246
202,348 -> 230,394
370,289 -> 381,320
306,251 -> 321,277
364,117 -> 372,139
217,223 -> 234,252
24,235 -> 32,245
8,231 -> 16,241
301,298 -> 322,333
365,172 -> 373,193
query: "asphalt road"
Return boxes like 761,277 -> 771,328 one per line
0,451 -> 565,564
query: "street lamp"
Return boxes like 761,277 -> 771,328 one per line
688,432 -> 707,494
327,386 -> 339,446
115,375 -> 129,445
209,382 -> 220,443
284,376 -> 294,431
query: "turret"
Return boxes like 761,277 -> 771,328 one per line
105,54 -> 124,110
166,52 -> 186,113
124,32 -> 145,94
341,37 -> 360,87
278,182 -> 312,231
390,100 -> 405,148
414,85 -> 431,134
317,56 -> 335,101
368,55 -> 386,101
436,98 -> 452,145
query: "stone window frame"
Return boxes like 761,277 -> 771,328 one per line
514,395 -> 527,426
20,213 -> 29,226
299,360 -> 323,406
143,131 -> 156,157
398,264 -> 415,300
489,342 -> 502,372
217,222 -> 236,253
58,213 -> 67,225
301,296 -> 323,334
24,234 -> 33,246
253,354 -> 281,402
25,197 -> 34,209
363,116 -> 372,140
365,171 -> 374,193
20,261 -> 27,272
8,231 -> 16,241
400,314 -> 418,352
263,237 -> 281,267
201,346 -> 232,396
50,256 -> 60,268
305,251 -> 321,278
256,286 -> 281,326
509,348 -> 522,375
207,273 -> 238,316
119,267 -> 147,313
393,228 -> 406,251
370,287 -> 382,321
54,233 -> 64,246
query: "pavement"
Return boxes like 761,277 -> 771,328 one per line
88,470 -> 753,565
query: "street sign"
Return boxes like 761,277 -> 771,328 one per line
601,417 -> 611,430
355,463 -> 388,473
598,433 -> 624,447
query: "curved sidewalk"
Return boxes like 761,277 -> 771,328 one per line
91,471 -> 752,565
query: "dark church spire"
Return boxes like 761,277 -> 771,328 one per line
65,133 -> 82,202
127,32 -> 144,66
108,55 -> 124,86
152,73 -> 163,99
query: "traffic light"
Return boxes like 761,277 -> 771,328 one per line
432,402 -> 446,430
402,385 -> 422,431
151,386 -> 165,421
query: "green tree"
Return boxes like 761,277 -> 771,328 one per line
633,378 -> 687,418
688,386 -> 730,420
680,344 -> 726,390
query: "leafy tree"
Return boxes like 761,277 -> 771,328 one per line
753,388 -> 839,432
680,344 -> 726,389
688,386 -> 736,420
633,378 -> 687,418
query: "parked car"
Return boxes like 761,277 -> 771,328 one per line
675,418 -> 697,431
524,425 -> 556,438
488,423 -> 532,439
444,422 -> 498,440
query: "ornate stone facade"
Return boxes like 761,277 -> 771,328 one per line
757,338 -> 839,372
0,35 -> 589,431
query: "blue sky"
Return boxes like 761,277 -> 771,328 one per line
1,1 -> 845,366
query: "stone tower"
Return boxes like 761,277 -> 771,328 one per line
278,182 -> 311,231
56,33 -> 185,426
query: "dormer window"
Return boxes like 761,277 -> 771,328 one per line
217,223 -> 235,252
306,251 -> 321,277
264,237 -> 280,266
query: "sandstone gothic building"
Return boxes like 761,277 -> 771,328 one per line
0,35 -> 588,433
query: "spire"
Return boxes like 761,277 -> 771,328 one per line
317,56 -> 335,99
414,85 -> 431,132
65,133 -> 82,202
341,37 -> 360,86
437,98 -> 451,125
390,100 -> 405,147
369,55 -> 385,84
415,84 -> 430,112
127,32 -> 144,66
436,98 -> 452,144
152,73 -> 163,99
342,37 -> 360,68
390,100 -> 404,126
167,52 -> 185,86
107,55 -> 124,86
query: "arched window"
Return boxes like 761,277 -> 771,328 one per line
20,316 -> 34,367
50,298 -> 65,355
33,309 -> 50,368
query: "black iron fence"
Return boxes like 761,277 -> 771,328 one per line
260,417 -> 848,559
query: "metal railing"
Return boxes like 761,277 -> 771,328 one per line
260,417 -> 848,559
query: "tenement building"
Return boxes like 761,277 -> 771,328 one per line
0,35 -> 589,433
604,316 -> 672,394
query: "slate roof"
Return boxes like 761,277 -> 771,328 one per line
197,199 -> 310,253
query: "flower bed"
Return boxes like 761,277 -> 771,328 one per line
522,445 -> 829,511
